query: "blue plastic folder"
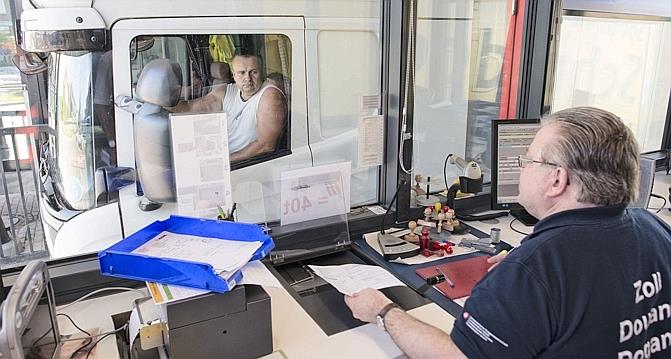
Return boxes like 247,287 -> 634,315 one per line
98,215 -> 274,293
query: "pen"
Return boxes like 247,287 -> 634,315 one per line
436,267 -> 455,288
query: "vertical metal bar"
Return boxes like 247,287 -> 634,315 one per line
0,132 -> 17,257
11,132 -> 33,253
382,0 -> 411,222
29,131 -> 45,251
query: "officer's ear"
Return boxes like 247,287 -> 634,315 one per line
548,166 -> 570,197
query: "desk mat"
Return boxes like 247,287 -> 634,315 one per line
415,255 -> 493,300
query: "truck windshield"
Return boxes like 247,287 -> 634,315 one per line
47,52 -> 97,211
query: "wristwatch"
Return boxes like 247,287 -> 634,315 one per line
376,302 -> 401,331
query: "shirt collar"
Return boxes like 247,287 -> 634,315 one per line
521,204 -> 627,244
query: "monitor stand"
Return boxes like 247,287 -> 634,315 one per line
510,208 -> 538,226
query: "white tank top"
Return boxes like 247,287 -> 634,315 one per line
222,82 -> 281,153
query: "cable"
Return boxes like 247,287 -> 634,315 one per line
69,337 -> 93,359
649,193 -> 666,213
58,313 -> 92,359
509,218 -> 530,236
30,326 -> 56,356
443,153 -> 453,195
85,333 -> 114,359
59,326 -> 127,343
58,287 -> 146,312
380,179 -> 407,234
85,325 -> 128,359
398,0 -> 416,175
31,313 -> 92,358
57,313 -> 91,338
31,323 -> 129,357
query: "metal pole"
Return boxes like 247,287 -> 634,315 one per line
11,132 -> 33,252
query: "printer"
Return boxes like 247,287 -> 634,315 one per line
131,285 -> 272,359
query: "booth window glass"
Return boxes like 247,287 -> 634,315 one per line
411,0 -> 514,194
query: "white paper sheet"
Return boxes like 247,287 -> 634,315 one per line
146,281 -> 208,305
170,112 -> 233,218
132,231 -> 261,272
239,260 -> 283,288
308,264 -> 406,296
367,205 -> 387,215
357,115 -> 385,168
360,94 -> 381,114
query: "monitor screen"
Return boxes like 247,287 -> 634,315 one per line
630,156 -> 656,209
490,119 -> 541,220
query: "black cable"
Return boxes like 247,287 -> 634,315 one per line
85,325 -> 128,359
649,193 -> 667,213
85,333 -> 114,359
30,327 -> 55,356
443,153 -> 453,196
509,218 -> 530,236
70,338 -> 94,359
56,313 -> 93,359
380,179 -> 407,234
57,313 -> 91,339
31,313 -> 92,357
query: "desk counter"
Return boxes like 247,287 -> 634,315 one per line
57,172 -> 671,358
59,283 -> 454,358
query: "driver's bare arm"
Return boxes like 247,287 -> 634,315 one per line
229,87 -> 287,161
168,86 -> 227,113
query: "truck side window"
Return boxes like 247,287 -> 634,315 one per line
130,34 -> 292,166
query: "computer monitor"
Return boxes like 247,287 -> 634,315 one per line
630,156 -> 656,209
491,119 -> 541,226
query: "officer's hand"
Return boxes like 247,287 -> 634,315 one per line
487,249 -> 508,272
344,288 -> 392,323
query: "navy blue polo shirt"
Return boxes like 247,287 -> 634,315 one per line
451,205 -> 671,358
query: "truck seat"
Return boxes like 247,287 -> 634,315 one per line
133,59 -> 183,203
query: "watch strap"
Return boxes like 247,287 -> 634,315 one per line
377,302 -> 401,330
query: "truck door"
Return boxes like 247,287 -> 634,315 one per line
111,17 -> 307,236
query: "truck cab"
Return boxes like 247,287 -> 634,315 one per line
18,0 -> 383,257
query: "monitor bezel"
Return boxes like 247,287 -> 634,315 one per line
490,118 -> 541,211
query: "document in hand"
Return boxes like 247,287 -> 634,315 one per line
308,264 -> 406,296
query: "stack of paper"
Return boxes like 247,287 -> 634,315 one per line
133,230 -> 262,278
133,231 -> 281,304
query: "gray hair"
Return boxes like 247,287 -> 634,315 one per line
540,107 -> 640,206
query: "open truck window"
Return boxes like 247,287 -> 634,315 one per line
129,34 -> 292,167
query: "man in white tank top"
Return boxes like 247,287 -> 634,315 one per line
170,54 -> 287,161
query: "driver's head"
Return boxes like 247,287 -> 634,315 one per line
231,54 -> 263,100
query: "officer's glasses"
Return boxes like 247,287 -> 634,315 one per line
517,155 -> 559,169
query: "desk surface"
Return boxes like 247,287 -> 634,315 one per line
60,285 -> 454,358
58,172 -> 671,358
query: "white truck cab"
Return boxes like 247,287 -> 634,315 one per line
19,0 -> 384,257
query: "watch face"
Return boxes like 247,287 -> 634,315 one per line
376,315 -> 385,330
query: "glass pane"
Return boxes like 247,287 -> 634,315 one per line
137,34 -> 292,162
9,6 -> 384,265
318,30 -> 380,138
314,27 -> 381,207
412,0 -> 512,196
551,15 -> 671,152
